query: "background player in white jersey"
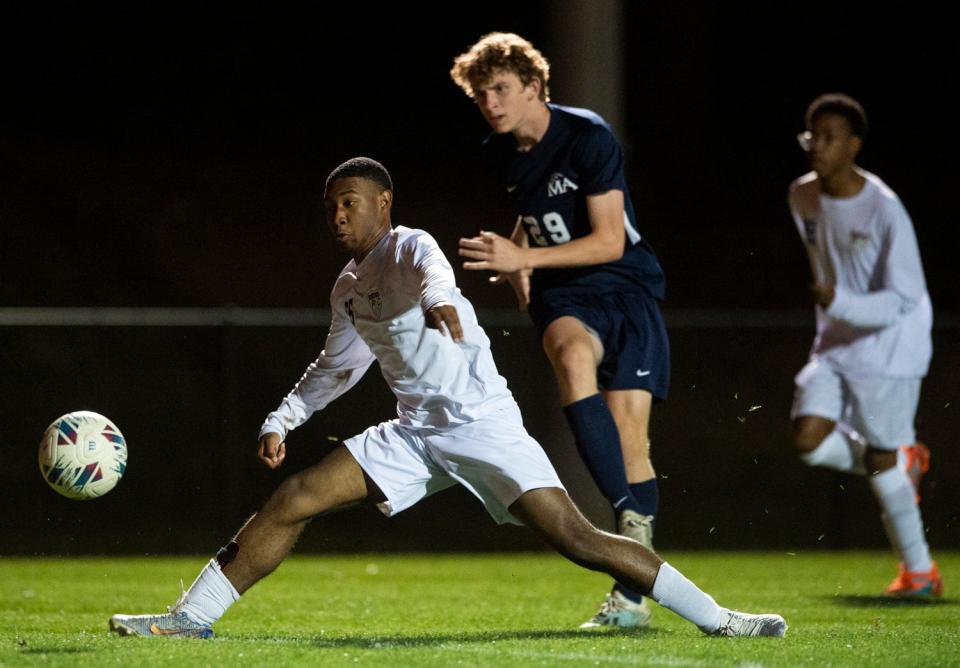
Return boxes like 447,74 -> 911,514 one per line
109,157 -> 786,639
452,32 -> 669,629
788,94 -> 941,598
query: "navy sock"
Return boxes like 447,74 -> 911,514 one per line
613,582 -> 646,602
562,394 -> 641,515
628,479 -> 659,526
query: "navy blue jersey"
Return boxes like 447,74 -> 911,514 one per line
483,104 -> 665,302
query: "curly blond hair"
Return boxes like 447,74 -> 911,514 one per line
450,32 -> 550,102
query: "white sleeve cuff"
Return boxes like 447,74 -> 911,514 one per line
825,287 -> 852,320
259,413 -> 289,441
421,287 -> 456,314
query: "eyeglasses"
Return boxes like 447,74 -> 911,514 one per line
796,131 -> 812,152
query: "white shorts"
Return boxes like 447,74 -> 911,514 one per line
343,404 -> 564,525
792,358 -> 921,449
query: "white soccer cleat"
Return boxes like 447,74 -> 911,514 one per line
109,610 -> 213,639
619,510 -> 655,549
707,609 -> 787,637
109,585 -> 213,639
580,589 -> 653,629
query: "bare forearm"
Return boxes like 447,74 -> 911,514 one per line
522,234 -> 623,270
521,190 -> 625,269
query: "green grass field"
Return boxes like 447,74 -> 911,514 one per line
2,552 -> 957,667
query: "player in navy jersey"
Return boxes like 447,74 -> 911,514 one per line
452,32 -> 670,628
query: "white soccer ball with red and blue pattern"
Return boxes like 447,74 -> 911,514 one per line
38,411 -> 128,500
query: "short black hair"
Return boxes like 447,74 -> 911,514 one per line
325,156 -> 393,194
806,93 -> 868,138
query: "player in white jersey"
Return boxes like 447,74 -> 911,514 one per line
108,157 -> 786,639
788,94 -> 941,598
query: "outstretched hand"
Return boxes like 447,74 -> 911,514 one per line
459,231 -> 528,274
426,303 -> 464,343
258,432 -> 286,469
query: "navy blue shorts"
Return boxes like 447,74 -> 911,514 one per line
528,290 -> 670,401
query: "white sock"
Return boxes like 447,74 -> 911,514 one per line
800,428 -> 865,474
650,562 -> 725,632
869,467 -> 932,572
177,559 -> 240,626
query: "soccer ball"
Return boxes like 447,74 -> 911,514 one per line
38,411 -> 128,500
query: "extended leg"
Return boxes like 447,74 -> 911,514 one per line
223,445 -> 376,593
510,486 -> 660,592
110,445 -> 379,637
509,487 -> 786,637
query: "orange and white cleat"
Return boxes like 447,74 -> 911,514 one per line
899,442 -> 930,502
884,562 -> 943,599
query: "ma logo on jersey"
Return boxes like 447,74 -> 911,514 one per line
547,173 -> 579,197
367,290 -> 383,319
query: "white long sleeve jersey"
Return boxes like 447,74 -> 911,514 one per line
260,226 -> 517,440
788,169 -> 932,378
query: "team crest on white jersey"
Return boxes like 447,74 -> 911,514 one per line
367,290 -> 383,319
547,173 -> 578,197
849,230 -> 870,252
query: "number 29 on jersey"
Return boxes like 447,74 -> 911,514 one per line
523,212 -> 571,246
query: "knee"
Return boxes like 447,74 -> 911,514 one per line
791,417 -> 833,454
265,474 -> 313,521
545,341 -> 595,381
275,473 -> 307,502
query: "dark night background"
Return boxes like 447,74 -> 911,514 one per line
1,2 -> 957,554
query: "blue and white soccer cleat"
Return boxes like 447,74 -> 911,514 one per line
109,610 -> 213,639
579,589 -> 653,629
707,609 -> 788,637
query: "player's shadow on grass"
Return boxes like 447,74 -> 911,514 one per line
18,648 -> 95,655
828,594 -> 955,608
308,627 -> 661,648
240,627 -> 660,647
